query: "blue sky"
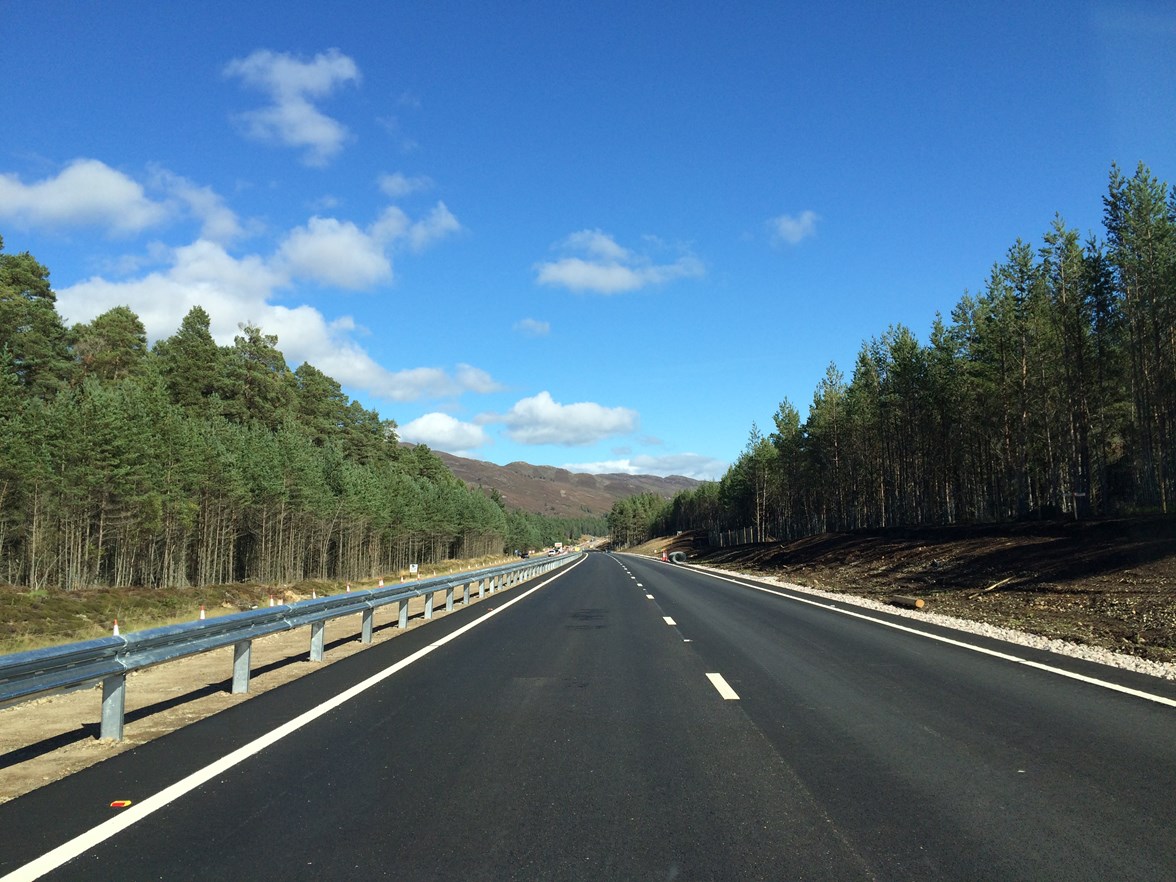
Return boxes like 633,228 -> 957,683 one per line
2,1 -> 1173,480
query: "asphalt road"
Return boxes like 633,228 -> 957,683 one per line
2,552 -> 1175,880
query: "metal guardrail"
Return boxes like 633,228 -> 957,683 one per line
0,553 -> 578,740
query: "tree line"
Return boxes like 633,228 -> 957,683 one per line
0,244 -> 600,590
614,162 -> 1175,546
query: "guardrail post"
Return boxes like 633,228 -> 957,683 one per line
310,621 -> 325,662
232,640 -> 252,693
0,557 -> 580,730
100,674 -> 126,741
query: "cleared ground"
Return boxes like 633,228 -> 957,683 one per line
644,516 -> 1176,663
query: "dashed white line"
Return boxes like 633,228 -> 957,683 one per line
663,617 -> 677,626
706,673 -> 740,699
698,569 -> 1176,709
646,594 -> 654,599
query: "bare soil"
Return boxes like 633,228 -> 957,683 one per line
655,516 -> 1176,663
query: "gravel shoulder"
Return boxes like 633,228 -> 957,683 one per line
688,562 -> 1176,681
650,515 -> 1176,673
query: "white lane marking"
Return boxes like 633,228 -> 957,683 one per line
663,617 -> 677,626
707,673 -> 740,700
3,557 -> 588,882
646,594 -> 655,600
636,583 -> 643,587
697,569 -> 1176,709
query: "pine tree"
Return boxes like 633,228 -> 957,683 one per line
0,236 -> 73,399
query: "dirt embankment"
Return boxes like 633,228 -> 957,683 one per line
652,516 -> 1176,663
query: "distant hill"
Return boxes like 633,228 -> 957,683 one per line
428,449 -> 701,517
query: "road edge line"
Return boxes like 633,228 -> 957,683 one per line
687,566 -> 1176,709
2,557 -> 586,882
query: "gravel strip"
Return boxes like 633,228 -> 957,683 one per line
694,563 -> 1176,682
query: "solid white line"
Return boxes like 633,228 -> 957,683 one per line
706,672 -> 740,700
3,558 -> 587,882
663,617 -> 677,626
696,569 -> 1176,709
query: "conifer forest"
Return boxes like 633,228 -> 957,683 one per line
0,258 -> 596,590
613,163 -> 1176,546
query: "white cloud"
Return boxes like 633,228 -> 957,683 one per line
378,172 -> 432,198
562,453 -> 727,481
372,367 -> 464,401
564,229 -> 631,262
399,412 -> 490,452
150,167 -> 246,243
368,202 -> 459,252
481,391 -> 638,446
55,236 -> 496,405
768,210 -> 819,246
515,318 -> 550,337
57,239 -> 283,340
455,364 -> 504,394
0,159 -> 170,234
223,48 -> 360,166
407,201 -> 461,251
370,205 -> 410,242
308,194 -> 341,212
277,216 -> 392,288
27,157 -> 470,405
270,199 -> 460,290
535,229 -> 704,294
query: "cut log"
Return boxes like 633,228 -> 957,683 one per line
890,595 -> 926,610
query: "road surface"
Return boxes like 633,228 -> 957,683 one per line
2,552 -> 1175,880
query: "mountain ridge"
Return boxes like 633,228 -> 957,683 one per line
427,449 -> 701,517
